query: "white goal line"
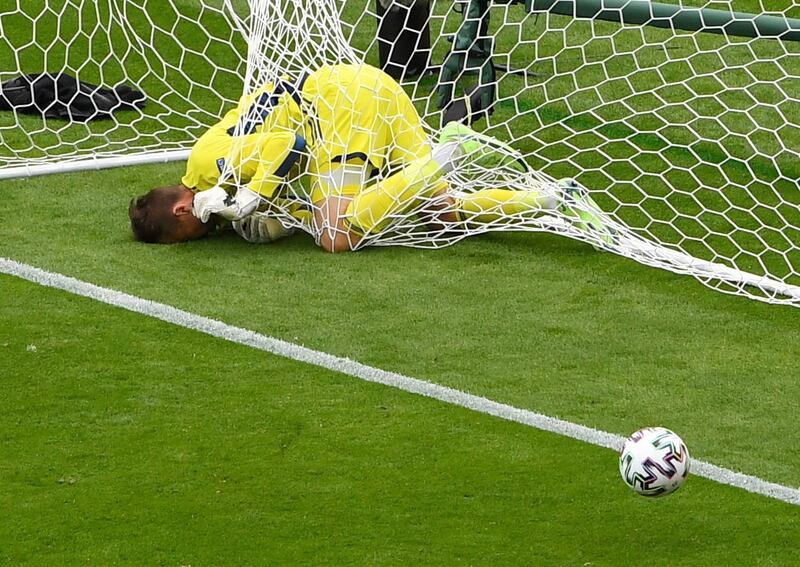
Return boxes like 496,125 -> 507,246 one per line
1,256 -> 798,506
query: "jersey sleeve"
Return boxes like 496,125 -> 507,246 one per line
181,124 -> 234,191
245,132 -> 307,198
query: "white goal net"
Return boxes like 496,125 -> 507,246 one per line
2,0 -> 800,306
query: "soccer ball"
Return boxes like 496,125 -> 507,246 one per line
619,427 -> 690,497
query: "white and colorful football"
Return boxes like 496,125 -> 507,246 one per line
619,427 -> 690,497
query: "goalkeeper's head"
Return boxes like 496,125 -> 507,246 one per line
129,184 -> 213,244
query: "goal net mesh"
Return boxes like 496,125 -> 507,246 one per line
2,0 -> 800,305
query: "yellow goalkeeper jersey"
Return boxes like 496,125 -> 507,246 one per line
181,79 -> 309,197
181,63 -> 429,203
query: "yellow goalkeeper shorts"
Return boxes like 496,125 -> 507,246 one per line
303,64 -> 431,203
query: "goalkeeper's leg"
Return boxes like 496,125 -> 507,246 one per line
310,160 -> 367,253
340,140 -> 557,237
319,126 -> 615,249
343,143 -> 461,236
439,122 -> 617,244
309,158 -> 441,252
314,164 -> 566,251
447,181 -> 617,247
454,188 -> 556,224
309,150 -> 457,252
313,195 -> 361,253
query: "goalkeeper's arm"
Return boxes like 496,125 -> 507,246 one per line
192,131 -> 306,222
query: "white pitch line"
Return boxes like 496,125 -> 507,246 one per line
2,256 -> 799,506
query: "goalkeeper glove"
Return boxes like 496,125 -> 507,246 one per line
233,212 -> 295,244
192,185 -> 262,223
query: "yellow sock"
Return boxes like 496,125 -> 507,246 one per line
457,189 -> 555,224
345,156 -> 444,234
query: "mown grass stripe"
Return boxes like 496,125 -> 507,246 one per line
2,256 -> 798,506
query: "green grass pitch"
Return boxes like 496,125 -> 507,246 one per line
2,163 -> 800,564
1,0 -> 800,564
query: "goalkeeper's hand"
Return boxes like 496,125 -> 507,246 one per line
192,185 -> 261,223
233,212 -> 295,244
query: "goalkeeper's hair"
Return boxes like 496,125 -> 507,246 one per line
128,185 -> 184,244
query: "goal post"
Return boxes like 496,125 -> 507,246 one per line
2,0 -> 800,307
528,0 -> 800,40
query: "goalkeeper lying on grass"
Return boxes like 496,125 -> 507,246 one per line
129,63 -> 613,250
